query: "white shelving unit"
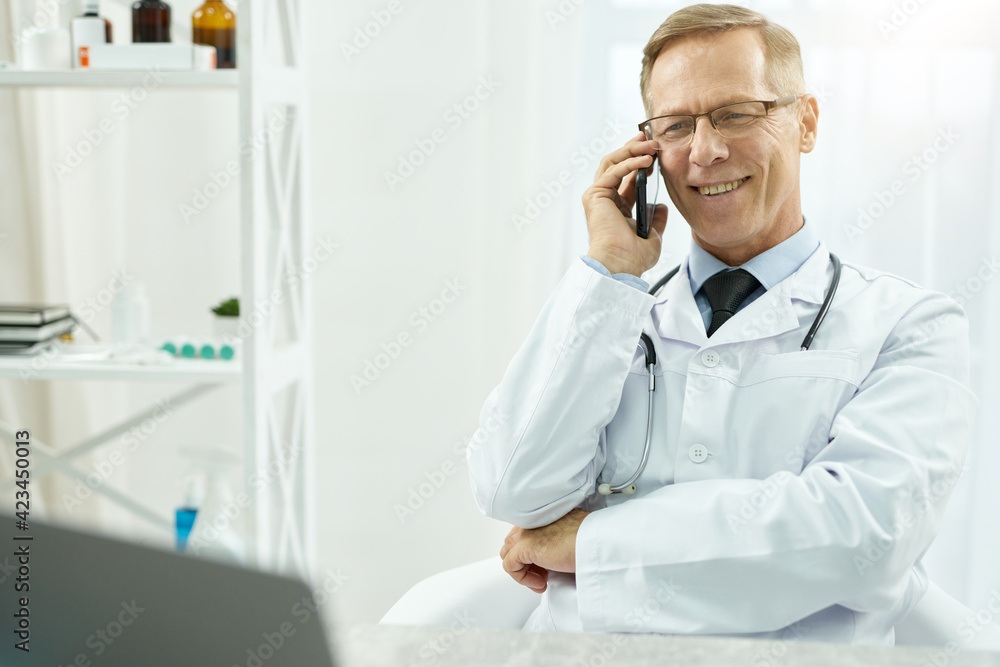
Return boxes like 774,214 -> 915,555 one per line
0,0 -> 313,579
0,351 -> 242,382
0,70 -> 238,87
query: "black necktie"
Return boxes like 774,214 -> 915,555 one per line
701,268 -> 761,337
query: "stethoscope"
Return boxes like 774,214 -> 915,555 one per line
597,252 -> 842,495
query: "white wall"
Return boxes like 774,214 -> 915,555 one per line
309,1 -> 591,624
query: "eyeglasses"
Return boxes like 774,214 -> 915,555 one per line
639,95 -> 801,150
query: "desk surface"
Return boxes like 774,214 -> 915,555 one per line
338,624 -> 1000,667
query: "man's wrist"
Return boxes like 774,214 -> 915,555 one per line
586,252 -> 641,278
580,256 -> 650,292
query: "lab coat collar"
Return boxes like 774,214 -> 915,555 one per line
782,240 -> 833,306
687,216 -> 821,295
650,241 -> 833,347
649,256 -> 710,346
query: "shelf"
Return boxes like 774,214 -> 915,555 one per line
0,69 -> 238,88
0,345 -> 241,382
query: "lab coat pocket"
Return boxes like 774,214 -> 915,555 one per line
743,348 -> 862,385
728,349 -> 863,477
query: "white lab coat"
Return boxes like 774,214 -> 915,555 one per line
467,242 -> 977,645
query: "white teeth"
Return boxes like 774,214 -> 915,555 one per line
699,178 -> 747,196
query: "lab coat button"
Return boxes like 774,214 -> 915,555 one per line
701,350 -> 720,367
688,444 -> 709,463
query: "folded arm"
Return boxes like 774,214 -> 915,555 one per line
466,259 -> 654,529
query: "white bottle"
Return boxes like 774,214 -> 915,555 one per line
184,448 -> 246,565
110,287 -> 136,350
71,0 -> 110,68
111,281 -> 151,350
132,283 -> 151,345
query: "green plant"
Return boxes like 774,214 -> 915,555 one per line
211,297 -> 240,317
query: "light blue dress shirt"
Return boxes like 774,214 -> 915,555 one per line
580,218 -> 820,330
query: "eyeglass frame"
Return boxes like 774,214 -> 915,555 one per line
638,94 -> 803,146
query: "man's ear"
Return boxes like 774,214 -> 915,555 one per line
798,94 -> 819,154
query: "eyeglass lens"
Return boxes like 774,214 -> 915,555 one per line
643,101 -> 769,150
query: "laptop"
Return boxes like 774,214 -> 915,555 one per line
0,513 -> 338,666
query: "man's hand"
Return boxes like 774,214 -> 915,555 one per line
499,508 -> 590,593
583,132 -> 669,277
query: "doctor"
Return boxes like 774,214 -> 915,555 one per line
466,3 -> 977,645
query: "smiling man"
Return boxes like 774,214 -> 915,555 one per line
467,4 -> 976,645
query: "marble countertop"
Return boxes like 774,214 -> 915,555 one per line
335,624 -> 1000,667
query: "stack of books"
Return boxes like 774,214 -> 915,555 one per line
0,304 -> 76,354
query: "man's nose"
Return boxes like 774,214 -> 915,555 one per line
689,115 -> 728,166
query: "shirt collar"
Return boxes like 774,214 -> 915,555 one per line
687,216 -> 820,295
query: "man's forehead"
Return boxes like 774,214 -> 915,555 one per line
647,29 -> 769,116
649,87 -> 761,117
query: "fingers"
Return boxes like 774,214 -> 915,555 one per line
501,544 -> 548,593
618,164 -> 637,200
593,132 -> 657,203
595,131 -> 657,182
580,132 -> 666,278
525,564 -> 549,593
499,527 -> 522,560
593,153 -> 654,195
644,153 -> 659,177
614,132 -> 651,199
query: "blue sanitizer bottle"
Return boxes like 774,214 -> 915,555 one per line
176,475 -> 204,552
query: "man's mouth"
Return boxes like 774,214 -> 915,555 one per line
692,177 -> 750,197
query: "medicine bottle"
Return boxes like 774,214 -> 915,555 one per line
192,0 -> 236,68
132,0 -> 171,42
78,0 -> 113,43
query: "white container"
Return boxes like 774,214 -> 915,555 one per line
71,1 -> 108,69
111,281 -> 150,349
21,28 -> 71,70
212,315 -> 240,339
182,448 -> 245,565
80,43 -> 217,70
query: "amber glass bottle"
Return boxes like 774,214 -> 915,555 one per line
132,0 -> 171,42
192,0 -> 236,69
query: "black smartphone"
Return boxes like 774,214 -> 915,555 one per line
635,168 -> 650,239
